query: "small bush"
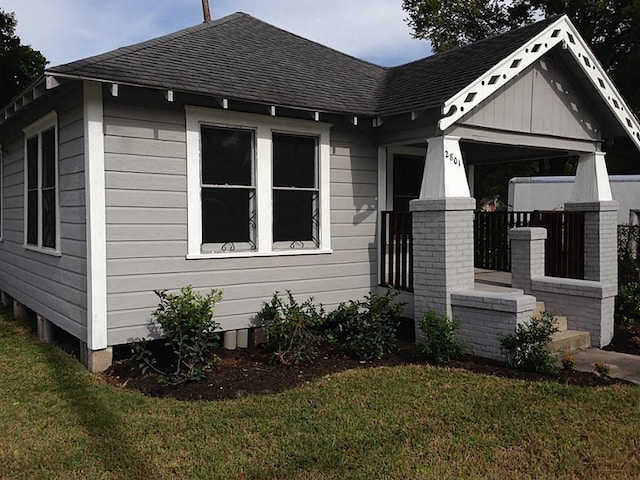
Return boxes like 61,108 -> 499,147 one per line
328,290 -> 404,360
416,310 -> 465,364
258,291 -> 325,365
138,286 -> 222,384
561,355 -> 576,371
615,281 -> 640,327
593,362 -> 610,376
498,312 -> 558,374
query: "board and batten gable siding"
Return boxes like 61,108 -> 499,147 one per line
0,86 -> 88,340
103,98 -> 378,345
458,57 -> 602,142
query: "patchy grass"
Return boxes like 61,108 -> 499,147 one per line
1,311 -> 639,479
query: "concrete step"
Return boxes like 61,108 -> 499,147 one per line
553,315 -> 568,332
548,330 -> 591,353
533,301 -> 545,318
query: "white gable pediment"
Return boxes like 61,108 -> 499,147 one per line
458,57 -> 602,141
439,15 -> 640,151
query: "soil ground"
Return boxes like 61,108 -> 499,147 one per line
104,340 -> 629,402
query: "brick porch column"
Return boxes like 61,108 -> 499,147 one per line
565,151 -> 618,286
564,201 -> 619,286
411,198 -> 476,340
509,227 -> 547,293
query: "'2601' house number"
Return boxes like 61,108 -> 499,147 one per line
445,150 -> 462,167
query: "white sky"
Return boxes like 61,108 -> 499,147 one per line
2,0 -> 432,68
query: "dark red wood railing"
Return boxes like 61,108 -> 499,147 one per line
380,211 -> 413,292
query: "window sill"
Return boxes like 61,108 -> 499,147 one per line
24,244 -> 62,257
186,248 -> 333,260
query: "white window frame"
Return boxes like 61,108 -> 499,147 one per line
185,106 -> 332,259
23,111 -> 60,255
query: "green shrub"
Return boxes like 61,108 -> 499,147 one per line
616,281 -> 640,327
618,225 -> 640,285
416,310 -> 465,364
258,291 -> 325,365
498,312 -> 558,374
593,362 -> 610,376
138,286 -> 222,384
328,290 -> 404,360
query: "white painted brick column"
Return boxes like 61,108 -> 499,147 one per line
509,227 -> 547,294
565,201 -> 619,287
410,198 -> 475,340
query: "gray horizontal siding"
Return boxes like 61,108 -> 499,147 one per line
0,87 -> 88,340
103,99 -> 379,345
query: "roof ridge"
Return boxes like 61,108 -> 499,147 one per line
389,14 -> 564,70
48,12 -> 248,73
237,14 -> 387,73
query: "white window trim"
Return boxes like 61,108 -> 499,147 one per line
185,106 -> 332,259
23,110 -> 61,256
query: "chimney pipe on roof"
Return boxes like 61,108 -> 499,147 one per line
202,0 -> 212,22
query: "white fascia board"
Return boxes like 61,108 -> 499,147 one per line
83,81 -> 108,350
560,19 -> 640,150
438,16 -> 640,152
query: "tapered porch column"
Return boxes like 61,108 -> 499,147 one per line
565,151 -> 618,286
411,136 -> 475,340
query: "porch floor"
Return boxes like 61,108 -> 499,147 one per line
474,269 -> 516,292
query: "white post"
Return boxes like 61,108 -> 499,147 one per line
419,136 -> 471,199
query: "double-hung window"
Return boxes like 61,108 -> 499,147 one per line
24,111 -> 59,253
272,133 -> 319,249
201,126 -> 256,252
186,107 -> 331,258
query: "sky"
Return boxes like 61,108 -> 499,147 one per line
2,0 -> 432,68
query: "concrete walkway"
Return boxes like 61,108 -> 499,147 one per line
558,349 -> 640,385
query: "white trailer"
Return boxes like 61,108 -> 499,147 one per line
508,175 -> 640,224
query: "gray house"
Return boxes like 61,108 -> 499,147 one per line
1,13 -> 638,370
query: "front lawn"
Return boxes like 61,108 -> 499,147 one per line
1,311 -> 639,479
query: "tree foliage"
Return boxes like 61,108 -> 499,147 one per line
402,0 -> 640,114
0,8 -> 47,107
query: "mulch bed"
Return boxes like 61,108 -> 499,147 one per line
605,323 -> 640,356
104,341 -> 629,402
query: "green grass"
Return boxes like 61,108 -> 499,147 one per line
1,311 -> 640,479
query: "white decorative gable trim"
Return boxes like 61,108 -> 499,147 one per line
438,15 -> 640,150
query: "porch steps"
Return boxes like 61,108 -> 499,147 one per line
534,301 -> 591,353
548,330 -> 591,353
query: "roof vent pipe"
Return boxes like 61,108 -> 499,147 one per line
202,0 -> 212,22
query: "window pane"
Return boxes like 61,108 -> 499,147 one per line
202,188 -> 253,244
27,137 -> 38,189
201,126 -> 253,186
27,190 -> 38,245
42,188 -> 56,248
273,133 -> 316,188
273,190 -> 314,242
41,128 -> 56,188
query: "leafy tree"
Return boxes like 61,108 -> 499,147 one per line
0,8 -> 47,107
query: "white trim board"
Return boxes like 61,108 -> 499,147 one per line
439,15 -> 640,152
185,106 -> 333,259
83,81 -> 108,350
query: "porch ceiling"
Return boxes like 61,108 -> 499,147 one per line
461,141 -> 569,165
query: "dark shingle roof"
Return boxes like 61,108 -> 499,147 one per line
48,13 -> 561,117
49,13 -> 387,116
376,15 -> 562,116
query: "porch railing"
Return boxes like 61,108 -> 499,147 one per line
474,210 -> 585,279
531,211 -> 585,279
380,210 -> 585,291
380,211 -> 413,292
474,211 -> 532,272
